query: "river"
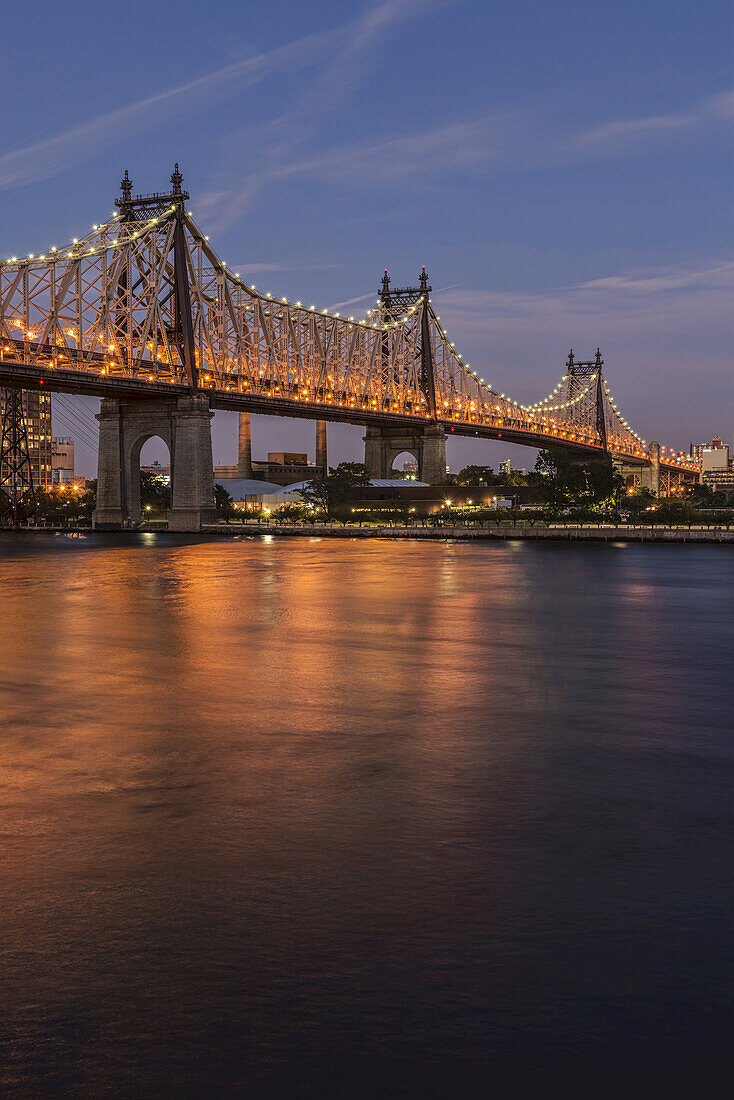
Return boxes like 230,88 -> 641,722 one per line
1,534 -> 733,1096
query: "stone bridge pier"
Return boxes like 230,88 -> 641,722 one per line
363,424 -> 446,483
616,441 -> 661,496
93,394 -> 216,531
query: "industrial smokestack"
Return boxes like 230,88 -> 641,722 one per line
316,420 -> 327,474
238,411 -> 252,478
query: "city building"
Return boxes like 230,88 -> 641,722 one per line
702,446 -> 734,490
215,451 -> 321,487
498,458 -> 527,478
690,436 -> 734,490
701,445 -> 729,473
215,477 -> 298,513
52,436 -> 75,486
690,437 -> 727,464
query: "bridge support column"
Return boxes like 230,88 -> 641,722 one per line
363,424 -> 446,483
169,396 -> 217,531
648,441 -> 661,497
616,440 -> 662,498
93,395 -> 216,531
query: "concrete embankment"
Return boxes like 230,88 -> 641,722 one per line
202,523 -> 734,544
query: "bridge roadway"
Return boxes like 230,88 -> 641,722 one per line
0,351 -> 659,470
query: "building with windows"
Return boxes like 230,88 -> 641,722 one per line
215,451 -> 321,486
691,437 -> 734,490
0,389 -> 52,489
52,436 -> 75,486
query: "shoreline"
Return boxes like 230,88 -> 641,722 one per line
204,523 -> 734,543
3,523 -> 733,544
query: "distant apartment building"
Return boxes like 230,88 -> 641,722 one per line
702,444 -> 734,490
691,437 -> 725,464
52,436 -> 75,485
499,458 -> 528,478
0,389 -> 53,489
690,436 -> 734,490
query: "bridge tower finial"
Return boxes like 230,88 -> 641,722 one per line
595,347 -> 603,368
419,265 -> 429,293
566,348 -> 575,372
120,170 -> 133,202
171,163 -> 183,195
380,269 -> 391,299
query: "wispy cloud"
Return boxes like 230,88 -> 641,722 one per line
271,0 -> 457,156
434,260 -> 734,336
197,0 -> 464,230
271,117 -> 512,186
326,290 -> 378,312
431,259 -> 734,440
0,29 -> 337,192
574,88 -> 734,149
198,113 -> 516,231
199,76 -> 734,232
228,261 -> 341,275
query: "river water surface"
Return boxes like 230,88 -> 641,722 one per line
1,534 -> 733,1096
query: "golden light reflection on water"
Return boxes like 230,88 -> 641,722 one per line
1,535 -> 733,1094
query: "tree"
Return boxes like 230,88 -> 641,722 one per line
535,448 -> 623,512
300,462 -> 370,518
214,483 -> 236,520
454,464 -> 499,486
625,487 -> 656,514
585,456 -> 624,505
535,449 -> 583,510
32,482 -> 96,524
140,471 -> 170,518
278,502 -> 306,523
686,481 -> 714,505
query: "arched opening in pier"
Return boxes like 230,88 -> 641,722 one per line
136,436 -> 171,524
390,451 -> 420,481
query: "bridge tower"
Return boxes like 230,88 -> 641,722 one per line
566,348 -> 608,450
93,167 -> 216,531
363,267 -> 446,482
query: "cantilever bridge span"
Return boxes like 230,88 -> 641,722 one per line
0,168 -> 698,528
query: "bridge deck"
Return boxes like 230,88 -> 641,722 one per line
0,357 -> 682,470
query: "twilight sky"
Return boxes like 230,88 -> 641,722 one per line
2,0 -> 731,476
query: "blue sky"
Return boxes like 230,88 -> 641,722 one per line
2,0 -> 731,475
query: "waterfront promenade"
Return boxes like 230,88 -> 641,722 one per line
4,522 -> 734,543
202,522 -> 734,543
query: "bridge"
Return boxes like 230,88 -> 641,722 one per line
0,167 -> 699,529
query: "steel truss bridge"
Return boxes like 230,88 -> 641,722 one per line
0,166 -> 698,499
